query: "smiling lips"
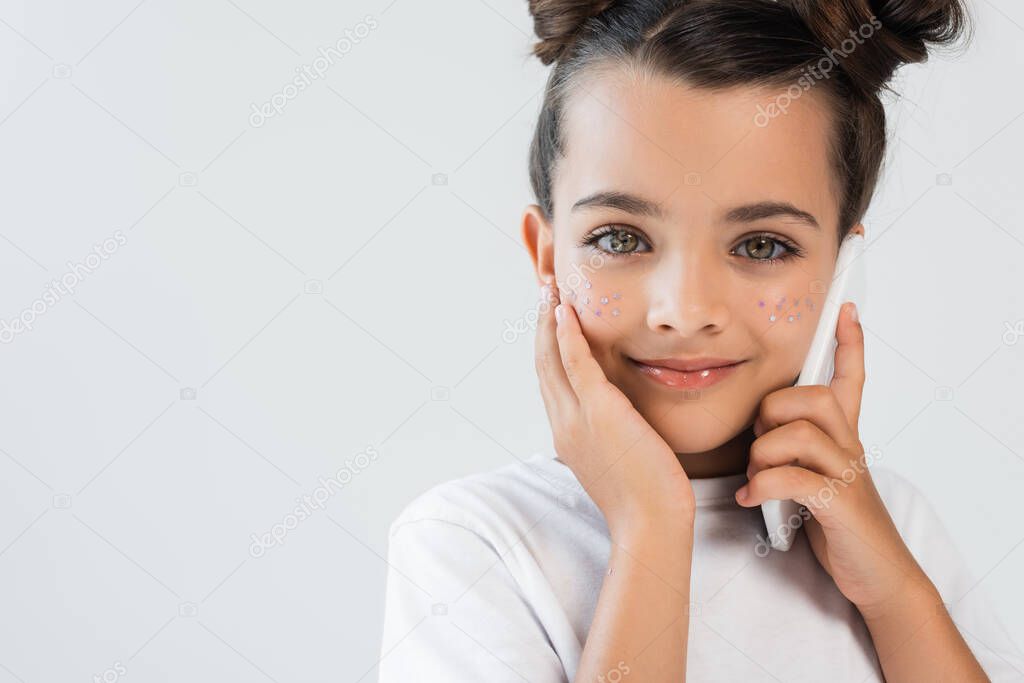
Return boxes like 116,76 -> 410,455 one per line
628,356 -> 745,389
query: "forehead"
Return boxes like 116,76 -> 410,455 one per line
556,68 -> 839,229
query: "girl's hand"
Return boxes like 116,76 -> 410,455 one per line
535,281 -> 695,537
735,302 -> 935,618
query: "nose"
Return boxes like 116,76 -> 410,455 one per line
645,250 -> 731,337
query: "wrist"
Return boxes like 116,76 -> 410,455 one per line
859,571 -> 941,625
606,509 -> 695,595
607,500 -> 696,544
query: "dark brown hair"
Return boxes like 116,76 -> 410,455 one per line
527,0 -> 971,241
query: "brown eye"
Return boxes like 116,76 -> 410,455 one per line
744,235 -> 776,259
578,226 -> 652,256
586,227 -> 650,255
607,229 -> 638,253
734,234 -> 799,263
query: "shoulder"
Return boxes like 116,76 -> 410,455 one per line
868,465 -> 972,570
869,466 -> 932,523
870,468 -> 1024,678
868,466 -> 969,575
868,465 -> 955,542
868,466 -> 974,595
387,451 -> 585,545
379,455 -> 577,681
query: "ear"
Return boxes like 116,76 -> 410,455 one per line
849,222 -> 865,237
521,204 -> 556,285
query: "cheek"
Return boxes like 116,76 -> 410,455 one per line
555,268 -> 633,342
569,279 -> 625,321
752,291 -> 824,368
755,293 -> 817,324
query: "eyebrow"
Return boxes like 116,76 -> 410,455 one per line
571,190 -> 820,231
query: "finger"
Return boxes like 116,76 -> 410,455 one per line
534,283 -> 575,420
736,466 -> 840,517
554,293 -> 611,403
756,385 -> 858,450
747,419 -> 849,480
829,301 -> 865,430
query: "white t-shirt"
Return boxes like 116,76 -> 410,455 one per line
379,451 -> 1024,681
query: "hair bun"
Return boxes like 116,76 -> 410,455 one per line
790,0 -> 971,95
528,0 -> 619,65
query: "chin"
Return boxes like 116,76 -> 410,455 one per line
636,397 -> 746,454
656,419 -> 737,454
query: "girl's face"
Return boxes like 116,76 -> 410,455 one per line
525,69 -> 860,455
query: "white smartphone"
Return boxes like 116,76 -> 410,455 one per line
759,230 -> 867,551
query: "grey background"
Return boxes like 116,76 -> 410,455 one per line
0,0 -> 1022,681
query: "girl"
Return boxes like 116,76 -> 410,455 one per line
379,0 -> 1024,680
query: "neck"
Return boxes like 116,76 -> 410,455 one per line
676,423 -> 755,479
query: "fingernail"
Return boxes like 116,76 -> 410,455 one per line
555,304 -> 565,324
736,486 -> 748,503
539,284 -> 551,303
848,302 -> 859,323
